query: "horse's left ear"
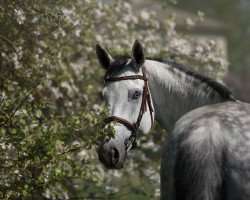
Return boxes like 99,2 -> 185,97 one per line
96,43 -> 114,70
132,40 -> 145,68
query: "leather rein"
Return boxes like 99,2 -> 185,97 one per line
104,66 -> 154,150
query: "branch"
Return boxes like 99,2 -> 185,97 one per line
0,85 -> 38,126
0,34 -> 17,52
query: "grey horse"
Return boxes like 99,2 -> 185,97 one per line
96,40 -> 250,200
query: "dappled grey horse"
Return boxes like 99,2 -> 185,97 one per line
96,40 -> 250,200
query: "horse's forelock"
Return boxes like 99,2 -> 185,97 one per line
105,56 -> 130,78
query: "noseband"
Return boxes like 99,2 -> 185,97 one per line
104,66 -> 154,150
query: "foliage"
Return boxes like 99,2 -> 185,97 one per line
0,0 -> 228,199
170,0 -> 250,75
168,0 -> 250,102
0,0 -> 114,199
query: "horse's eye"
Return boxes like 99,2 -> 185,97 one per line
132,91 -> 141,99
99,91 -> 105,101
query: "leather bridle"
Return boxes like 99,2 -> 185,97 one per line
104,66 -> 154,150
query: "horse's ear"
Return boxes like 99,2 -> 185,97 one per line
96,43 -> 114,70
132,40 -> 145,68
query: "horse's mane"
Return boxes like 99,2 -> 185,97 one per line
147,57 -> 236,101
105,56 -> 236,101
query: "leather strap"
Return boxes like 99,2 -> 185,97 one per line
105,75 -> 147,82
104,116 -> 136,133
103,66 -> 154,148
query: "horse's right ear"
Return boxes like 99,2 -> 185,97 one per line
132,40 -> 145,68
96,43 -> 114,70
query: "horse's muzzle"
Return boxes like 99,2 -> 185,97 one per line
98,145 -> 125,169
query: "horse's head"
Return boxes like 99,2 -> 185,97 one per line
96,40 -> 154,169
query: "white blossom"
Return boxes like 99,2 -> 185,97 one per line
14,8 -> 26,24
84,0 -> 91,4
186,18 -> 195,27
75,28 -> 81,37
196,45 -> 204,53
51,87 -> 63,99
0,142 -> 6,150
94,9 -> 103,19
140,10 -> 150,20
123,2 -> 131,12
14,109 -> 27,117
115,21 -> 128,30
154,188 -> 160,197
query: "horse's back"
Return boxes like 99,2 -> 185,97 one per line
161,101 -> 250,200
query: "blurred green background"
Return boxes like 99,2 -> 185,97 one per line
164,0 -> 250,102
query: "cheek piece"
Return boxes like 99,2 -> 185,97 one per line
103,66 -> 154,150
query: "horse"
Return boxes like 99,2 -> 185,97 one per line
96,40 -> 250,200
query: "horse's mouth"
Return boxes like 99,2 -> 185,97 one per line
98,148 -> 127,169
101,158 -> 125,169
105,162 -> 124,169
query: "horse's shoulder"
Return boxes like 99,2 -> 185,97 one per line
162,101 -> 250,200
175,101 -> 250,130
171,101 -> 250,146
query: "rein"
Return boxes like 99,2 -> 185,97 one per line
104,66 -> 154,150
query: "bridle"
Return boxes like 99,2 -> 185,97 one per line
104,66 -> 154,150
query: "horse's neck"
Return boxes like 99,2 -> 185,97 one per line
144,60 -> 227,132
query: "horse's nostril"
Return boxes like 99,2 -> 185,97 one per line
109,148 -> 120,164
113,148 -> 119,161
98,153 -> 105,163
